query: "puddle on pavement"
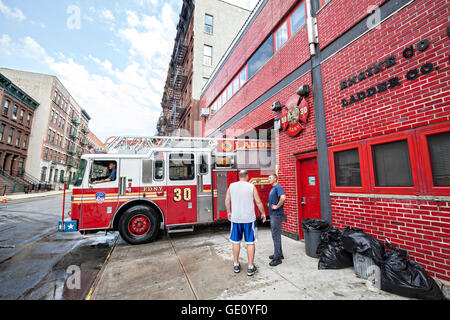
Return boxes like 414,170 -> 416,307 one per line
22,232 -> 117,300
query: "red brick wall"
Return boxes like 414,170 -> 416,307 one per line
202,0 -> 310,137
323,0 -> 450,281
317,0 -> 388,50
332,196 -> 450,281
322,0 -> 449,146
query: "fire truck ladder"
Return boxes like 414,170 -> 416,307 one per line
103,136 -> 221,154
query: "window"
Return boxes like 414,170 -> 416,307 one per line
7,128 -> 13,144
89,160 -> 117,183
372,140 -> 413,187
275,21 -> 289,51
19,110 -> 24,123
142,160 -> 153,183
426,131 -> 450,187
41,167 -> 47,182
232,76 -> 239,95
169,153 -> 195,181
44,147 -> 49,160
18,158 -> 24,172
3,100 -> 9,116
154,159 -> 164,181
12,104 -> 18,120
219,91 -> 225,108
23,134 -> 28,148
248,34 -> 274,79
204,45 -> 212,66
202,77 -> 209,88
26,114 -> 31,127
334,148 -> 362,187
74,159 -> 87,187
0,124 -> 5,141
290,2 -> 306,34
205,14 -> 213,34
53,91 -> 57,102
239,66 -> 247,87
199,154 -> 208,174
51,110 -> 54,122
16,131 -> 21,147
227,84 -> 233,101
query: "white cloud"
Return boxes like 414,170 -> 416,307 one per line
2,34 -> 167,140
0,34 -> 12,55
0,2 -> 179,140
0,0 -> 26,21
100,9 -> 115,22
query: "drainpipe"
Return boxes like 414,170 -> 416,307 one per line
306,0 -> 319,56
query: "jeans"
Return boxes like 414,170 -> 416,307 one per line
270,214 -> 283,260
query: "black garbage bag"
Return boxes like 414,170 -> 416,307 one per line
317,226 -> 353,269
381,241 -> 445,300
301,218 -> 330,232
341,227 -> 385,266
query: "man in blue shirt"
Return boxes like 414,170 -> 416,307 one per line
268,173 -> 286,266
93,162 -> 116,184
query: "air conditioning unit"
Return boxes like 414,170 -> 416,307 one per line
200,108 -> 210,118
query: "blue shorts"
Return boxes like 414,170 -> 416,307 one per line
230,221 -> 257,244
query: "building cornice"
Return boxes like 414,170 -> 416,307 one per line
0,72 -> 40,111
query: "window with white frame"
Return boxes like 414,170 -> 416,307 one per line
204,45 -> 212,66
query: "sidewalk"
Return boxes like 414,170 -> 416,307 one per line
3,190 -> 70,201
89,225 -> 448,300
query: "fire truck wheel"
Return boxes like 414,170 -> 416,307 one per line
118,205 -> 160,245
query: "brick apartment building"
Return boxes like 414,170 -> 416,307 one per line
0,68 -> 93,189
0,72 -> 39,193
199,0 -> 449,281
157,0 -> 251,136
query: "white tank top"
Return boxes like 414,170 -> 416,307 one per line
229,181 -> 256,223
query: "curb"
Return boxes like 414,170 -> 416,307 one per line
4,191 -> 71,202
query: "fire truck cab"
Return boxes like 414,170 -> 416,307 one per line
66,136 -> 275,244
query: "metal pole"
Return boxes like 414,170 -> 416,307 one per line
61,182 -> 66,231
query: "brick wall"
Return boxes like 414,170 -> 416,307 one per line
322,0 -> 449,146
317,0 -> 388,50
323,0 -> 449,281
202,0 -> 310,137
332,196 -> 450,281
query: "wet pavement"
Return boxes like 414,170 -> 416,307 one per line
90,223 -> 449,300
0,195 -> 117,300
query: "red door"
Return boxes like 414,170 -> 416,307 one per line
297,155 -> 321,239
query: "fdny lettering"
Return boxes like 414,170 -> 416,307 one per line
143,186 -> 164,192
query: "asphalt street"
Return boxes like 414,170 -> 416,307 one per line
0,194 -> 117,300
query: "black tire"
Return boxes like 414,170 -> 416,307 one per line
118,205 -> 160,245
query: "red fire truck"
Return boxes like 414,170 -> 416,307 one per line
59,136 -> 275,244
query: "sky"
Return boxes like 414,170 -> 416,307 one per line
0,0 -> 258,142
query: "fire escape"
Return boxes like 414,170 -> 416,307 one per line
157,0 -> 193,136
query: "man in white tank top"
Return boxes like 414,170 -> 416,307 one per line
225,170 -> 267,276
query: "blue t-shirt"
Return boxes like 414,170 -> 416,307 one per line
108,168 -> 116,181
269,184 -> 285,216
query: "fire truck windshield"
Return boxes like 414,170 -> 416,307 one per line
74,159 -> 87,186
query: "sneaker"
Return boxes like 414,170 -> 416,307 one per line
247,265 -> 257,276
234,263 -> 241,273
269,255 -> 284,260
269,259 -> 282,267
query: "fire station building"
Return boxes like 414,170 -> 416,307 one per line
199,0 -> 449,281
